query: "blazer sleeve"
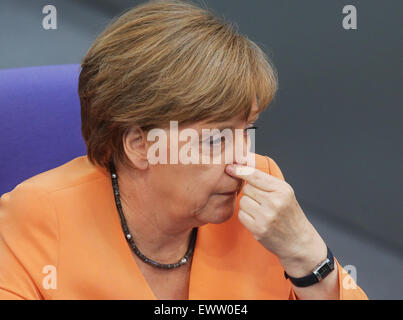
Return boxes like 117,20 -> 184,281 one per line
0,183 -> 58,300
267,157 -> 369,300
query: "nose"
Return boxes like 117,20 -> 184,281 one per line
228,130 -> 254,167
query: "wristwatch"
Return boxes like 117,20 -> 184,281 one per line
284,246 -> 335,288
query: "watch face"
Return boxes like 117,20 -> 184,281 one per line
317,265 -> 331,278
317,262 -> 335,279
314,259 -> 335,280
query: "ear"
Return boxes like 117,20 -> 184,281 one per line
123,126 -> 149,170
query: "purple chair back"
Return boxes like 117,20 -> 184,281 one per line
0,64 -> 87,195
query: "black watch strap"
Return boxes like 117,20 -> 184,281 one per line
284,246 -> 335,288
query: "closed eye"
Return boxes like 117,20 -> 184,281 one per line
210,135 -> 223,145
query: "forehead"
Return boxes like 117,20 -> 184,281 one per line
176,96 -> 261,132
195,97 -> 260,130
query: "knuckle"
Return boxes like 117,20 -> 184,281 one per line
266,212 -> 279,225
271,197 -> 283,210
238,210 -> 246,221
239,196 -> 248,207
285,183 -> 295,196
238,210 -> 244,220
243,183 -> 252,195
252,170 -> 262,182
269,212 -> 278,224
245,186 -> 258,202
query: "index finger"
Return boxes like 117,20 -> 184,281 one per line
225,164 -> 280,192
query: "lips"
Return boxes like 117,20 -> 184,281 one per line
217,182 -> 243,196
218,191 -> 237,195
218,186 -> 242,195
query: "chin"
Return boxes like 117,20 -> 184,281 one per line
194,193 -> 238,225
206,199 -> 237,224
210,211 -> 234,224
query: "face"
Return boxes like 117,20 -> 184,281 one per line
143,100 -> 260,227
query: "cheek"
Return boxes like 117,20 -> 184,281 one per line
181,178 -> 215,200
185,169 -> 227,206
176,172 -> 223,213
149,165 -> 207,197
151,164 -> 226,210
177,164 -> 223,192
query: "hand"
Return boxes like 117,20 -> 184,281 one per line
225,164 -> 327,276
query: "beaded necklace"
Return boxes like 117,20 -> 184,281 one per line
109,159 -> 198,269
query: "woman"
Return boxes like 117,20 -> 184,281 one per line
0,0 -> 367,300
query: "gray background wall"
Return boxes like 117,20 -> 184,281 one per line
0,0 -> 402,299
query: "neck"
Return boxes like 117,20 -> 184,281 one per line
114,163 -> 199,264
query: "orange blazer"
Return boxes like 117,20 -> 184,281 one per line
0,154 -> 368,300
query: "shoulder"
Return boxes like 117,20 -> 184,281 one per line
9,155 -> 109,195
0,177 -> 59,262
0,156 -> 110,298
0,181 -> 54,227
0,155 -> 108,255
0,181 -> 59,299
0,155 -> 109,223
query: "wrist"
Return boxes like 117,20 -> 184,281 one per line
279,235 -> 328,278
285,246 -> 338,293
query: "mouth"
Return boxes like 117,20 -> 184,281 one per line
217,191 -> 237,196
216,182 -> 243,196
217,186 -> 242,196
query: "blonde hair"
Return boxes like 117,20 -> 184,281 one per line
79,0 -> 278,170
